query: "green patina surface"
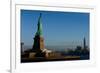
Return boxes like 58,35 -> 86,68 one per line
35,13 -> 43,37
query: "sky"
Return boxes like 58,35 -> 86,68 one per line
21,10 -> 89,50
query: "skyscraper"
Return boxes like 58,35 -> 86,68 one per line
83,37 -> 86,49
21,42 -> 24,53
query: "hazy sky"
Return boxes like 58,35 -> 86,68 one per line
21,10 -> 89,49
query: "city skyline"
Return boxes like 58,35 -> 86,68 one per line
21,10 -> 89,50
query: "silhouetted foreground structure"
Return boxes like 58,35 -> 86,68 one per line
21,14 -> 89,63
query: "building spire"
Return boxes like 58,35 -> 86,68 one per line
36,13 -> 43,37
